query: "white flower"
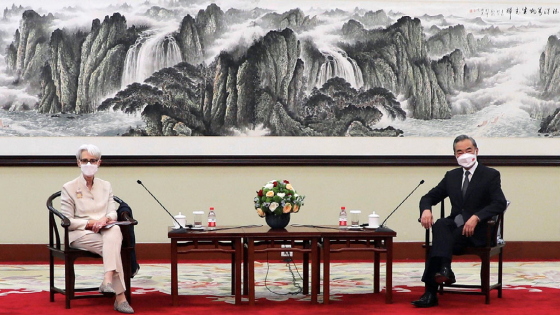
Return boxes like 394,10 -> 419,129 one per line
294,194 -> 299,197
277,193 -> 286,198
264,183 -> 274,189
269,202 -> 279,211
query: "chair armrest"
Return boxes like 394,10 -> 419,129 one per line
118,212 -> 137,249
48,206 -> 71,227
47,206 -> 72,251
484,219 -> 498,247
113,195 -> 124,204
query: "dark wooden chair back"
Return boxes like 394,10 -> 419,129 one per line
48,191 -> 137,309
423,200 -> 508,304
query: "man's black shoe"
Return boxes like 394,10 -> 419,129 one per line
411,291 -> 438,307
435,265 -> 456,285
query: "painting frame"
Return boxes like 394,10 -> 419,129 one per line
2,0 -> 560,165
1,137 -> 559,167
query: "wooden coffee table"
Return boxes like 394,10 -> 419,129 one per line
321,226 -> 397,304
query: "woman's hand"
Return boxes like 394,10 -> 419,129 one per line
88,217 -> 109,233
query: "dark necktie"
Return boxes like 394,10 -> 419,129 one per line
462,170 -> 470,198
455,171 -> 470,227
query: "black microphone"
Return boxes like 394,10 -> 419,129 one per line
375,180 -> 425,232
137,180 -> 191,233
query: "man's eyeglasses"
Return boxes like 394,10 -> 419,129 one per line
79,159 -> 99,164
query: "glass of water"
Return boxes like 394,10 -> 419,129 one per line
350,210 -> 361,227
193,211 -> 204,228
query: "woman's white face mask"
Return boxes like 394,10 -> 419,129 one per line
456,153 -> 477,169
80,163 -> 98,177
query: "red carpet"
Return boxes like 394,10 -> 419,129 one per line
1,286 -> 558,315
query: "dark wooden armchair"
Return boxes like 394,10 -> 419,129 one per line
423,200 -> 508,304
48,191 -> 138,309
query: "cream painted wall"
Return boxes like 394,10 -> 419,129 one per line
1,164 -> 558,244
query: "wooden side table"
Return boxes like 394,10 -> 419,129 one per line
168,227 -> 244,305
242,226 -> 321,305
321,227 -> 397,304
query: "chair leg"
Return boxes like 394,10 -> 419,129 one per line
481,255 -> 490,304
122,248 -> 132,304
65,257 -> 75,309
498,251 -> 503,298
49,253 -> 55,302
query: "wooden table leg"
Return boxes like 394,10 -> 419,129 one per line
323,238 -> 330,305
243,239 -> 248,296
248,238 -> 255,306
374,250 -> 380,294
303,244 -> 309,295
386,237 -> 393,304
171,240 -> 178,306
234,238 -> 242,305
316,242 -> 321,294
311,238 -> 319,304
231,242 -> 235,295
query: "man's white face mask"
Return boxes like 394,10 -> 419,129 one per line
81,163 -> 98,177
457,153 -> 477,169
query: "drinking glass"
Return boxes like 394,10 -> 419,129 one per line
193,211 -> 204,228
350,210 -> 361,227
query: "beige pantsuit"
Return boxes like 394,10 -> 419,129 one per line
60,175 -> 126,294
70,226 -> 126,294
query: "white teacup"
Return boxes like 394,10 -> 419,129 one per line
174,212 -> 186,229
368,211 -> 380,228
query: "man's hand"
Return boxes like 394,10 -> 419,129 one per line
462,215 -> 480,237
420,209 -> 433,229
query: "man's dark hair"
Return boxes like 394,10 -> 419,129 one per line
453,135 -> 478,152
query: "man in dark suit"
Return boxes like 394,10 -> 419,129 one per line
412,135 -> 507,307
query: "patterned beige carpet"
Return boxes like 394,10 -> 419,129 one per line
1,261 -> 558,303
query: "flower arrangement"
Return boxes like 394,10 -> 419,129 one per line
254,180 -> 305,217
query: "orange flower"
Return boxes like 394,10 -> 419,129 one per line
283,203 -> 292,213
256,208 -> 265,217
266,191 -> 274,197
293,204 -> 300,213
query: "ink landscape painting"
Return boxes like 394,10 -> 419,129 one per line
2,0 -> 560,138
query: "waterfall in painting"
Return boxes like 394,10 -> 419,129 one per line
316,48 -> 364,90
122,29 -> 183,88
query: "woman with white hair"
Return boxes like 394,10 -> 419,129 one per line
60,144 -> 134,314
